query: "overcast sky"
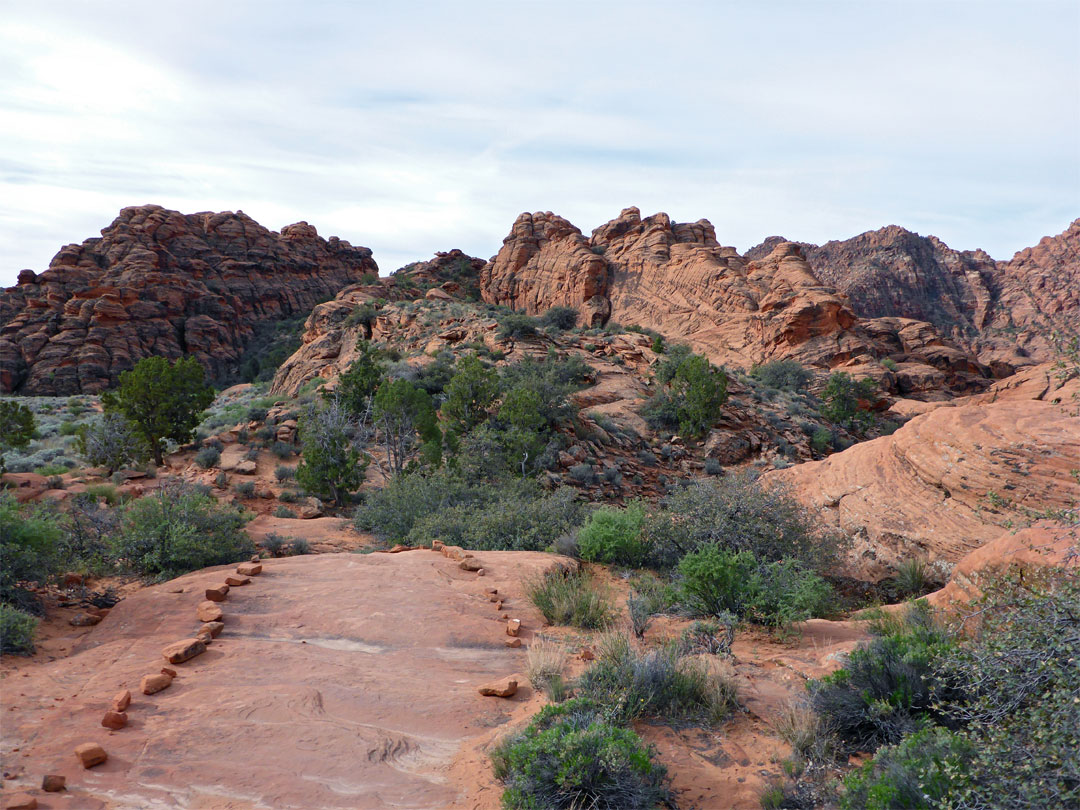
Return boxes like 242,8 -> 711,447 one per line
1,1 -> 1077,286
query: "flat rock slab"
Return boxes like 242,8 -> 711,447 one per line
0,551 -> 562,809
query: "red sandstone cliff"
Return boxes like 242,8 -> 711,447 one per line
0,205 -> 378,394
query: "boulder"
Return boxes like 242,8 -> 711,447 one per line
41,774 -> 66,792
2,793 -> 37,809
225,575 -> 251,586
236,563 -> 262,576
204,584 -> 230,602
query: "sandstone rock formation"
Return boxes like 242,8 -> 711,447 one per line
0,205 -> 378,394
479,207 -> 991,393
765,391 -> 1080,579
750,219 -> 1079,374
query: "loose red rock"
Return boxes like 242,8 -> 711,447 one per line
236,563 -> 262,576
506,619 -> 521,637
101,710 -> 127,730
224,575 -> 251,586
162,638 -> 206,664
69,612 -> 101,627
141,673 -> 173,695
112,689 -> 131,712
2,792 -> 37,809
505,638 -> 522,648
74,742 -> 107,768
478,677 -> 518,698
196,601 -> 223,622
161,667 -> 178,678
204,584 -> 229,602
41,774 -> 66,792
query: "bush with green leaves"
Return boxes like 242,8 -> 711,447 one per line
441,353 -> 498,433
0,399 -> 36,471
407,484 -> 582,553
111,482 -> 253,580
751,360 -> 813,392
540,306 -> 579,331
810,601 -> 956,753
234,481 -> 255,497
821,371 -> 878,431
335,340 -> 386,417
0,604 -> 38,654
76,413 -> 149,474
373,377 -> 441,474
677,545 -> 832,627
497,311 -> 541,340
274,464 -> 297,482
839,726 -> 971,810
497,353 -> 590,430
642,346 -> 728,437
0,493 -> 64,608
577,501 -> 648,567
491,698 -> 670,810
102,355 -> 215,465
194,446 -> 221,469
646,473 -> 842,570
576,635 -> 738,726
525,567 -> 613,630
297,396 -> 368,507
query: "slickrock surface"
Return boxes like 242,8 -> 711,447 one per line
750,219 -> 1080,374
766,397 -> 1080,579
0,552 -> 561,809
0,205 -> 378,394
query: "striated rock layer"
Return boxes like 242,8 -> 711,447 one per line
480,208 -> 991,393
0,205 -> 378,394
765,377 -> 1080,580
750,219 -> 1079,374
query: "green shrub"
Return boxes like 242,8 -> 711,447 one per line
526,567 -> 612,630
577,502 -> 648,567
497,311 -> 540,340
406,485 -> 582,552
34,463 -> 69,476
810,427 -> 832,454
678,546 -> 832,628
810,601 -> 955,753
540,306 -> 578,331
76,413 -> 148,474
680,617 -> 736,657
271,441 -> 294,459
234,481 -> 255,497
491,698 -> 669,810
291,537 -> 311,555
646,474 -> 843,570
821,372 -> 877,431
273,506 -> 296,518
263,532 -> 289,556
840,726 -> 970,810
194,447 -> 221,469
278,490 -> 301,503
881,357 -> 899,371
85,483 -> 121,505
576,636 -> 738,726
751,360 -> 813,392
297,397 -> 368,506
274,465 -> 297,482
626,574 -> 677,639
0,604 -> 38,654
0,400 -> 35,471
894,558 -> 931,596
111,482 -> 253,579
0,493 -> 63,606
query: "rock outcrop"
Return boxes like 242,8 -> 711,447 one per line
0,205 -> 378,394
751,220 -> 1080,375
480,208 -> 990,393
765,387 -> 1080,580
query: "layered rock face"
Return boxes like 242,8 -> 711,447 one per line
753,220 -> 1080,374
0,205 -> 378,394
481,207 -> 990,392
765,370 -> 1080,579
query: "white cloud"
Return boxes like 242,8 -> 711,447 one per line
1,0 -> 1077,286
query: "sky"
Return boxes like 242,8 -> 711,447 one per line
1,1 -> 1077,286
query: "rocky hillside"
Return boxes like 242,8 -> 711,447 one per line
749,219 -> 1080,375
480,207 -> 992,393
0,205 -> 378,395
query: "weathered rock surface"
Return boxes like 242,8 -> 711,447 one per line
479,208 -> 990,392
0,552 -> 562,809
0,205 -> 378,394
750,219 -> 1079,374
766,396 -> 1080,579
